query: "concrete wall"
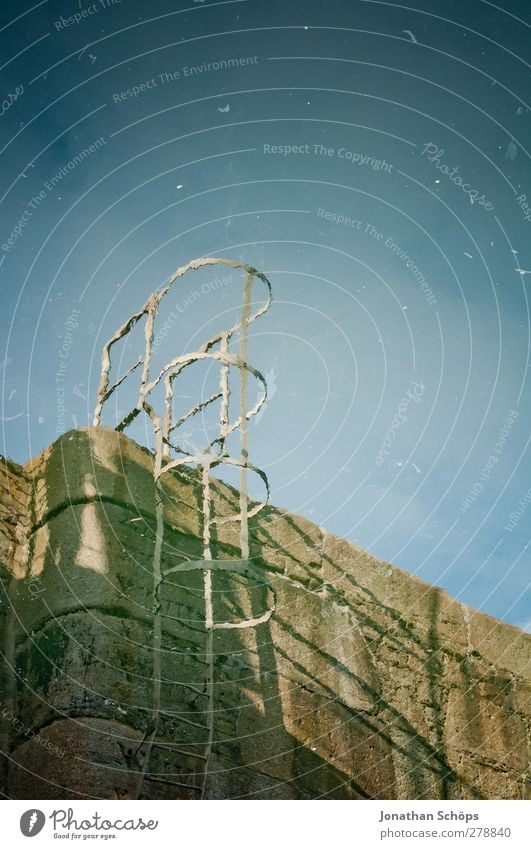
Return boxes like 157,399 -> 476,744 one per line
0,427 -> 529,800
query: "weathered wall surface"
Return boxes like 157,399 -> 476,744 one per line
0,454 -> 31,578
0,453 -> 33,794
0,427 -> 529,800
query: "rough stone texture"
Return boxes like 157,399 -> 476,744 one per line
0,427 -> 529,800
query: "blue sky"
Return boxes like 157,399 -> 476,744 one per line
0,0 -> 530,629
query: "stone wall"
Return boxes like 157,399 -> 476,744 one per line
0,427 -> 529,799
0,453 -> 31,578
0,453 -> 33,794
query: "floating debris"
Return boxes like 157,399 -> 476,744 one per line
505,140 -> 517,161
